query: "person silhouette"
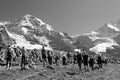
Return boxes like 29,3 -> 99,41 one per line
47,51 -> 52,65
76,51 -> 83,72
54,53 -> 60,66
41,46 -> 46,67
82,51 -> 89,71
6,45 -> 12,70
62,53 -> 67,65
89,55 -> 94,71
21,47 -> 26,70
97,54 -> 102,69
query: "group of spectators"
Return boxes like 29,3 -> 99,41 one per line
0,45 -> 109,73
74,50 -> 108,72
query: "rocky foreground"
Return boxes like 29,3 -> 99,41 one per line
0,63 -> 120,80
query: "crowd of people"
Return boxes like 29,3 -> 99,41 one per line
0,44 -> 109,73
74,50 -> 108,72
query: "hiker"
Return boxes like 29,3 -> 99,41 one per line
62,53 -> 67,65
82,51 -> 89,71
97,54 -> 102,69
41,46 -> 46,67
66,52 -> 71,64
21,47 -> 26,70
76,51 -> 83,71
73,53 -> 77,64
54,53 -> 60,66
89,55 -> 94,71
6,45 -> 13,70
47,51 -> 52,65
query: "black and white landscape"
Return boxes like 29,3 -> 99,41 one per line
0,14 -> 119,80
1,0 -> 120,80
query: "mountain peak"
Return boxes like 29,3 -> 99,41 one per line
24,14 -> 33,18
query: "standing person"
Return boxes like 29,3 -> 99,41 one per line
50,51 -> 53,65
41,46 -> 46,67
89,55 -> 94,71
97,54 -> 102,69
73,54 -> 77,64
82,51 -> 89,71
76,52 -> 83,72
47,51 -> 52,65
62,53 -> 67,65
66,52 -> 71,64
6,45 -> 13,70
21,47 -> 26,70
54,53 -> 60,66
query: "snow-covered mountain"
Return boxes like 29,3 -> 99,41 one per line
1,14 -> 120,58
96,23 -> 120,38
0,14 -> 74,52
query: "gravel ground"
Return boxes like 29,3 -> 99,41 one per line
0,63 -> 120,80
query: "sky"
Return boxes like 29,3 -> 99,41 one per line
0,0 -> 120,35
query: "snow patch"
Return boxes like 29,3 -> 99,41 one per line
89,36 -> 114,42
107,23 -> 119,31
34,35 -> 50,46
91,31 -> 99,34
35,17 -> 45,26
84,31 -> 99,35
21,27 -> 28,34
89,42 -> 118,53
6,29 -> 52,50
74,49 -> 82,52
0,22 -> 9,25
89,36 -> 118,53
19,19 -> 34,29
59,32 -> 64,36
46,24 -> 54,31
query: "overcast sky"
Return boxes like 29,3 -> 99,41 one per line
0,0 -> 120,35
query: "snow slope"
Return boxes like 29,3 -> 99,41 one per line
6,28 -> 52,50
59,32 -> 65,36
90,40 -> 118,53
46,24 -> 54,31
107,23 -> 119,31
21,27 -> 28,34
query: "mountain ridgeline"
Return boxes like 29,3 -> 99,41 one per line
0,14 -> 120,57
